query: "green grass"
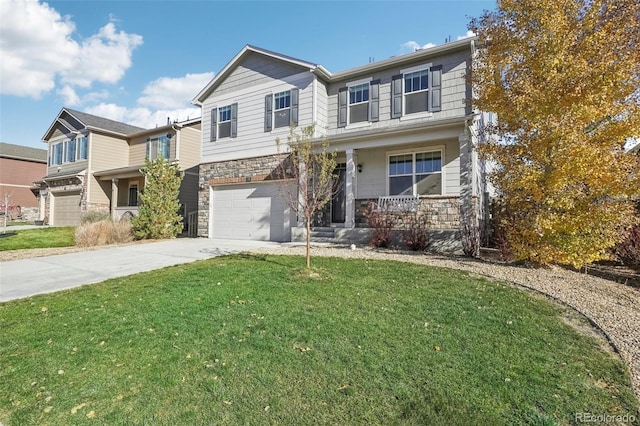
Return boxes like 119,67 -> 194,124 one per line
1,255 -> 638,425
0,227 -> 75,251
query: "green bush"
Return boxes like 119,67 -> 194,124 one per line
131,158 -> 184,239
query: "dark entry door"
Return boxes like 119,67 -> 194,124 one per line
331,164 -> 346,223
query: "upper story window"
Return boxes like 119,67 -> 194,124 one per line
210,103 -> 238,141
388,150 -> 442,196
391,64 -> 442,119
49,135 -> 88,166
348,83 -> 369,123
77,136 -> 88,160
338,78 -> 379,128
146,134 -> 171,160
65,139 -> 76,163
264,88 -> 299,132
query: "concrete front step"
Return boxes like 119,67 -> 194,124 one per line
310,227 -> 337,242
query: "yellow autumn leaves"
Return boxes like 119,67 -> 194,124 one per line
470,0 -> 640,267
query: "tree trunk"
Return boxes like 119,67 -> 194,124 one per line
305,217 -> 311,268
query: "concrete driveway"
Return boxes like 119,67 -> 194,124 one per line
0,238 -> 282,302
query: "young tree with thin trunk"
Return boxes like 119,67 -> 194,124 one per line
470,0 -> 640,267
276,125 -> 337,268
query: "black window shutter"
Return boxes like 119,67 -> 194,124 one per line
430,65 -> 442,112
290,88 -> 299,126
338,87 -> 347,127
369,79 -> 380,122
210,108 -> 217,142
230,103 -> 238,138
264,94 -> 273,132
391,74 -> 402,118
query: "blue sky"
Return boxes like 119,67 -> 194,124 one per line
0,0 -> 496,150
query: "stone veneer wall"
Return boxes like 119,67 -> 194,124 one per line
197,154 -> 290,237
355,196 -> 462,230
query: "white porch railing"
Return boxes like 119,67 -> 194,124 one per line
376,195 -> 419,212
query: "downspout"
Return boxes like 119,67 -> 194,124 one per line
311,73 -> 318,138
172,124 -> 181,162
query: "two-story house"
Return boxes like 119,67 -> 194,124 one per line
39,108 -> 201,230
193,39 -> 489,246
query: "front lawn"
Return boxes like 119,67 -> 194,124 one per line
0,255 -> 637,425
0,227 -> 75,251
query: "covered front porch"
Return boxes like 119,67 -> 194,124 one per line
94,166 -> 144,221
291,129 -> 481,252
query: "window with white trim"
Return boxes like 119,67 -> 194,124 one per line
264,89 -> 299,132
77,136 -> 88,160
146,134 -> 170,160
218,105 -> 232,139
49,135 -> 88,166
404,69 -> 429,114
65,139 -> 76,163
338,78 -> 379,127
348,83 -> 369,124
273,90 -> 291,128
388,151 -> 442,196
391,64 -> 442,118
210,103 -> 237,141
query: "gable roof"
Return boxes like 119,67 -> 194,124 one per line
0,142 -> 48,162
192,45 -> 330,105
192,38 -> 477,105
42,108 -> 147,141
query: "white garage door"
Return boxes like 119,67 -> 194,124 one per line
211,183 -> 293,242
53,192 -> 81,226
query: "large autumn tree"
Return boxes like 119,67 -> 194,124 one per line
470,0 -> 640,267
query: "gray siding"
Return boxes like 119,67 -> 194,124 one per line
353,138 -> 460,199
315,79 -> 329,135
326,49 -> 470,136
215,53 -> 311,97
201,70 -> 314,163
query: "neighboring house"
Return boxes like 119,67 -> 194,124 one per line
39,108 -> 201,230
0,142 -> 47,219
193,39 -> 490,245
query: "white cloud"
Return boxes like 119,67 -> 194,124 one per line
61,22 -> 143,88
457,30 -> 476,40
57,85 -> 81,106
85,103 -> 201,129
138,72 -> 214,109
0,0 -> 142,98
401,41 -> 437,53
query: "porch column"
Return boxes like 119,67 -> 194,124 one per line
111,178 -> 119,220
459,128 -> 479,255
345,149 -> 356,228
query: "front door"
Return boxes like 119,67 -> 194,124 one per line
331,164 -> 346,223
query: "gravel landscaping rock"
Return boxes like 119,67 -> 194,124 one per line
252,244 -> 640,404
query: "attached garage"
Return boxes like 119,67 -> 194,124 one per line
210,183 -> 293,242
52,192 -> 81,226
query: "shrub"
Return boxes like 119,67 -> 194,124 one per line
132,158 -> 184,240
364,203 -> 394,248
401,213 -> 430,251
75,220 -> 134,247
612,223 -> 640,271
